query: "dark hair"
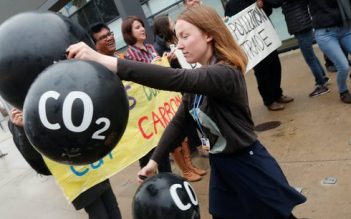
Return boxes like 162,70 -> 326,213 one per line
121,16 -> 145,45
89,22 -> 110,43
153,15 -> 177,44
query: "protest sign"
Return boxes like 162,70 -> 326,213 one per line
226,3 -> 281,71
175,3 -> 281,72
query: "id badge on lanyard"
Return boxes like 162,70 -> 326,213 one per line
200,137 -> 210,150
193,94 -> 211,148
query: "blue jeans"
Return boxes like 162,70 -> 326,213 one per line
295,30 -> 326,86
315,27 -> 351,93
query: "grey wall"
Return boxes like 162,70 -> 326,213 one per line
0,0 -> 49,24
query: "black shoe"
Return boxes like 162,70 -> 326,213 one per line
309,85 -> 330,97
340,91 -> 351,103
323,77 -> 330,86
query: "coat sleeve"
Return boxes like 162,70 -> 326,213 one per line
117,59 -> 241,98
8,121 -> 51,175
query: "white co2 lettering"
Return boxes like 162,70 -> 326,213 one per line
170,181 -> 198,211
38,91 -> 110,140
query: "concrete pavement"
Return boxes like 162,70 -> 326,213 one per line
1,47 -> 351,219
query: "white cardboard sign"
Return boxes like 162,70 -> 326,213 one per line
226,3 -> 282,72
175,3 -> 281,72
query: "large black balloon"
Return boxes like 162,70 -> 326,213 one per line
0,11 -> 94,109
133,173 -> 200,219
23,60 -> 129,165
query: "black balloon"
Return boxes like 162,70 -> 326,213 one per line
133,173 -> 200,219
0,11 -> 94,109
23,60 -> 129,165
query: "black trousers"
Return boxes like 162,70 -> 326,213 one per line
253,50 -> 283,106
84,183 -> 122,219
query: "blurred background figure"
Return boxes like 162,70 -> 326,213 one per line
72,22 -> 127,219
9,107 -> 122,219
309,0 -> 351,103
153,15 -> 180,68
121,15 -> 172,173
8,108 -> 51,175
122,16 -> 159,62
225,0 -> 294,111
270,0 -> 330,97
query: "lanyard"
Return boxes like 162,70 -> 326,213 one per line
192,94 -> 205,137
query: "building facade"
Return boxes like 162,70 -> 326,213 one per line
42,0 -> 293,51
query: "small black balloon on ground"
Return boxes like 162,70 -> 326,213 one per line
133,173 -> 200,219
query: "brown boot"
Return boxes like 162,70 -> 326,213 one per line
182,138 -> 207,176
172,147 -> 201,182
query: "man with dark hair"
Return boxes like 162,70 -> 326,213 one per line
89,22 -> 121,58
75,22 -> 124,219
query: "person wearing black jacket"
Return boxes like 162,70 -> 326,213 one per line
309,0 -> 351,103
67,5 -> 306,219
9,108 -> 122,219
225,0 -> 294,111
153,15 -> 181,69
272,0 -> 330,97
8,108 -> 51,175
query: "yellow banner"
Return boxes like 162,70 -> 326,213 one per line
45,57 -> 181,202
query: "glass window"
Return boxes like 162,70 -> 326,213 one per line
142,0 -> 225,23
69,2 -> 101,30
203,0 -> 225,16
94,0 -> 120,23
144,1 -> 183,26
270,8 -> 291,41
60,0 -> 119,31
108,18 -> 126,50
142,0 -> 179,18
59,0 -> 91,17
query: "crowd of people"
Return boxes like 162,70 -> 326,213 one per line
5,0 -> 351,218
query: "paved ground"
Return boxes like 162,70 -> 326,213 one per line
1,47 -> 351,219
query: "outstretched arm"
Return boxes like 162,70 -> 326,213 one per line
66,42 -> 118,73
67,42 -> 240,98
